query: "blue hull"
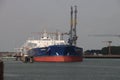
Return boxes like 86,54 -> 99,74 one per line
28,45 -> 83,56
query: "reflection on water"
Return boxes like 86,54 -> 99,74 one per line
4,59 -> 120,80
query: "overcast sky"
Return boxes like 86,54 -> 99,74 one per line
0,0 -> 120,51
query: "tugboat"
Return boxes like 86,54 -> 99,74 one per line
19,6 -> 83,62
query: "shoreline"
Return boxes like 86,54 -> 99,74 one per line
83,55 -> 120,58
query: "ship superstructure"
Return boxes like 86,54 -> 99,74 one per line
22,31 -> 66,48
19,30 -> 67,56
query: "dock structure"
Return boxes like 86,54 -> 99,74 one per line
0,60 -> 3,80
68,5 -> 78,46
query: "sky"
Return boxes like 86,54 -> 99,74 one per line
0,0 -> 120,52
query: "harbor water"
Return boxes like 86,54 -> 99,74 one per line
4,59 -> 120,80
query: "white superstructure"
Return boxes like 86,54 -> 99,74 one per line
19,30 -> 67,54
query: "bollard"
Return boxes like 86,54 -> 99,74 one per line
0,60 -> 3,80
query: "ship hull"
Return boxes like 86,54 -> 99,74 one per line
28,45 -> 83,62
33,56 -> 83,62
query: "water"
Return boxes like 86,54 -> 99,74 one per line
4,59 -> 120,80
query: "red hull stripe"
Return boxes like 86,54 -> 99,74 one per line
33,56 -> 83,62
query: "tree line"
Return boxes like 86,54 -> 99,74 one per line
84,46 -> 120,55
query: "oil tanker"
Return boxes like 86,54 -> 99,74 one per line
19,6 -> 83,62
28,44 -> 83,62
